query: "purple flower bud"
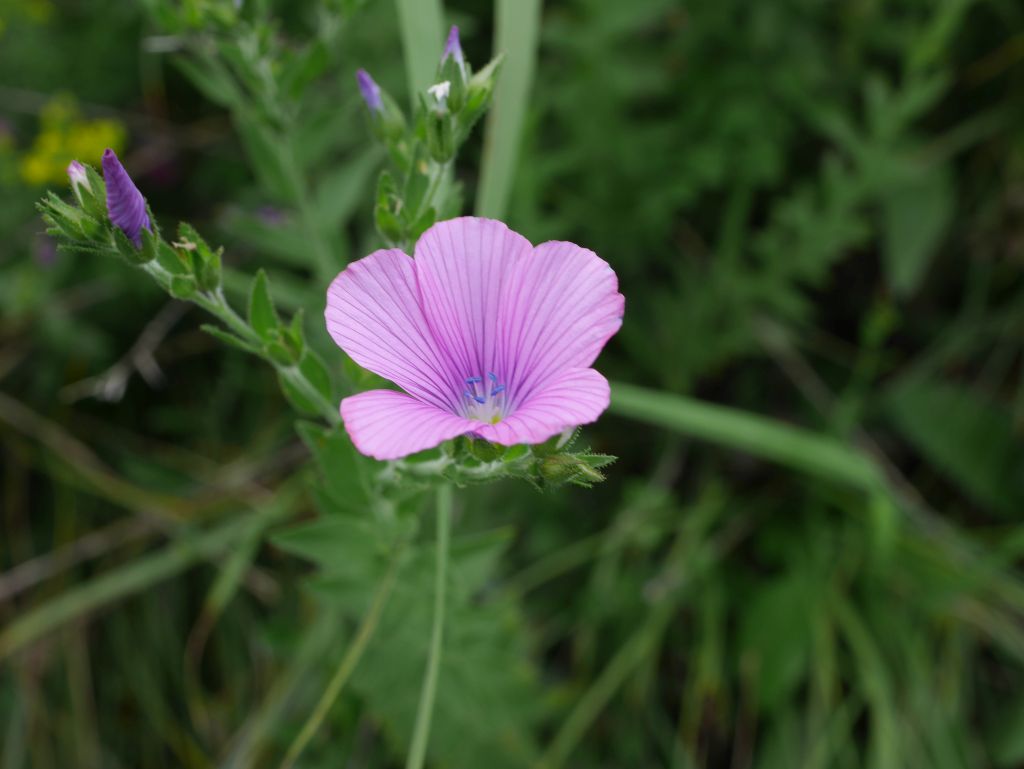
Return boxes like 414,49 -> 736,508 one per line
356,69 -> 383,114
442,25 -> 464,65
101,148 -> 151,247
66,158 -> 89,193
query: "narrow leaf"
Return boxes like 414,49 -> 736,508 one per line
475,0 -> 543,218
248,269 -> 279,341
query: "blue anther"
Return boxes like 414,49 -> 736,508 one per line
491,384 -> 506,395
487,372 -> 498,383
473,395 -> 486,404
465,376 -> 482,384
463,390 -> 475,400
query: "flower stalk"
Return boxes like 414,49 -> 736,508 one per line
405,483 -> 452,769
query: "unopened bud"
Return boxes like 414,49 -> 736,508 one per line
102,148 -> 151,248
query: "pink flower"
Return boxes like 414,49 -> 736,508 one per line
325,217 -> 624,460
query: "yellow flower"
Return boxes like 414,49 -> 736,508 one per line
18,95 -> 127,187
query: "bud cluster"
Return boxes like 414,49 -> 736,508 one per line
381,428 -> 616,490
356,26 -> 503,250
39,149 -> 338,424
37,151 -> 225,300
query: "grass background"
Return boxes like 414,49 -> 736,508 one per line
1,0 -> 1023,767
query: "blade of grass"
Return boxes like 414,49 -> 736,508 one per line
185,510 -> 278,740
394,0 -> 445,99
0,495 -> 294,660
475,0 -> 543,218
609,382 -> 885,492
222,610 -> 345,769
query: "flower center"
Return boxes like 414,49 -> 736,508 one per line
462,372 -> 507,423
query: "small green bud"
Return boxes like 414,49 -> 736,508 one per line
80,165 -> 108,221
538,454 -> 606,486
458,54 -> 503,139
155,241 -> 190,275
195,248 -> 222,291
168,275 -> 198,299
137,227 -> 160,265
425,108 -> 455,163
374,171 -> 405,244
265,339 -> 294,367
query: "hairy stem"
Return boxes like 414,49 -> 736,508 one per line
404,484 -> 452,769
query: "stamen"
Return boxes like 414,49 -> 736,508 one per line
463,372 -> 507,418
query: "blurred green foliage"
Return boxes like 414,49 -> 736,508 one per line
1,0 -> 1023,768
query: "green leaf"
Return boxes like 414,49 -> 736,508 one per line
881,163 -> 953,295
234,114 -> 297,203
247,269 -> 279,341
348,533 -> 540,768
295,421 -> 373,516
883,375 -> 1024,516
173,53 -> 240,108
271,517 -> 385,574
739,573 -> 816,710
0,504 -> 290,659
279,39 -> 329,99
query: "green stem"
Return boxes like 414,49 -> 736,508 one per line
203,290 -> 341,426
278,554 -> 402,769
404,484 -> 452,769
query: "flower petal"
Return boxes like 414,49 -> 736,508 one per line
341,389 -> 476,460
498,241 -> 623,407
326,249 -> 461,412
101,148 -> 151,247
415,217 -> 532,384
475,367 -> 610,446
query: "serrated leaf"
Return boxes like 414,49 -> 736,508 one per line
349,533 -> 540,768
295,421 -> 373,516
271,516 -> 385,573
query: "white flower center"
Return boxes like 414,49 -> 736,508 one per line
462,372 -> 507,423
